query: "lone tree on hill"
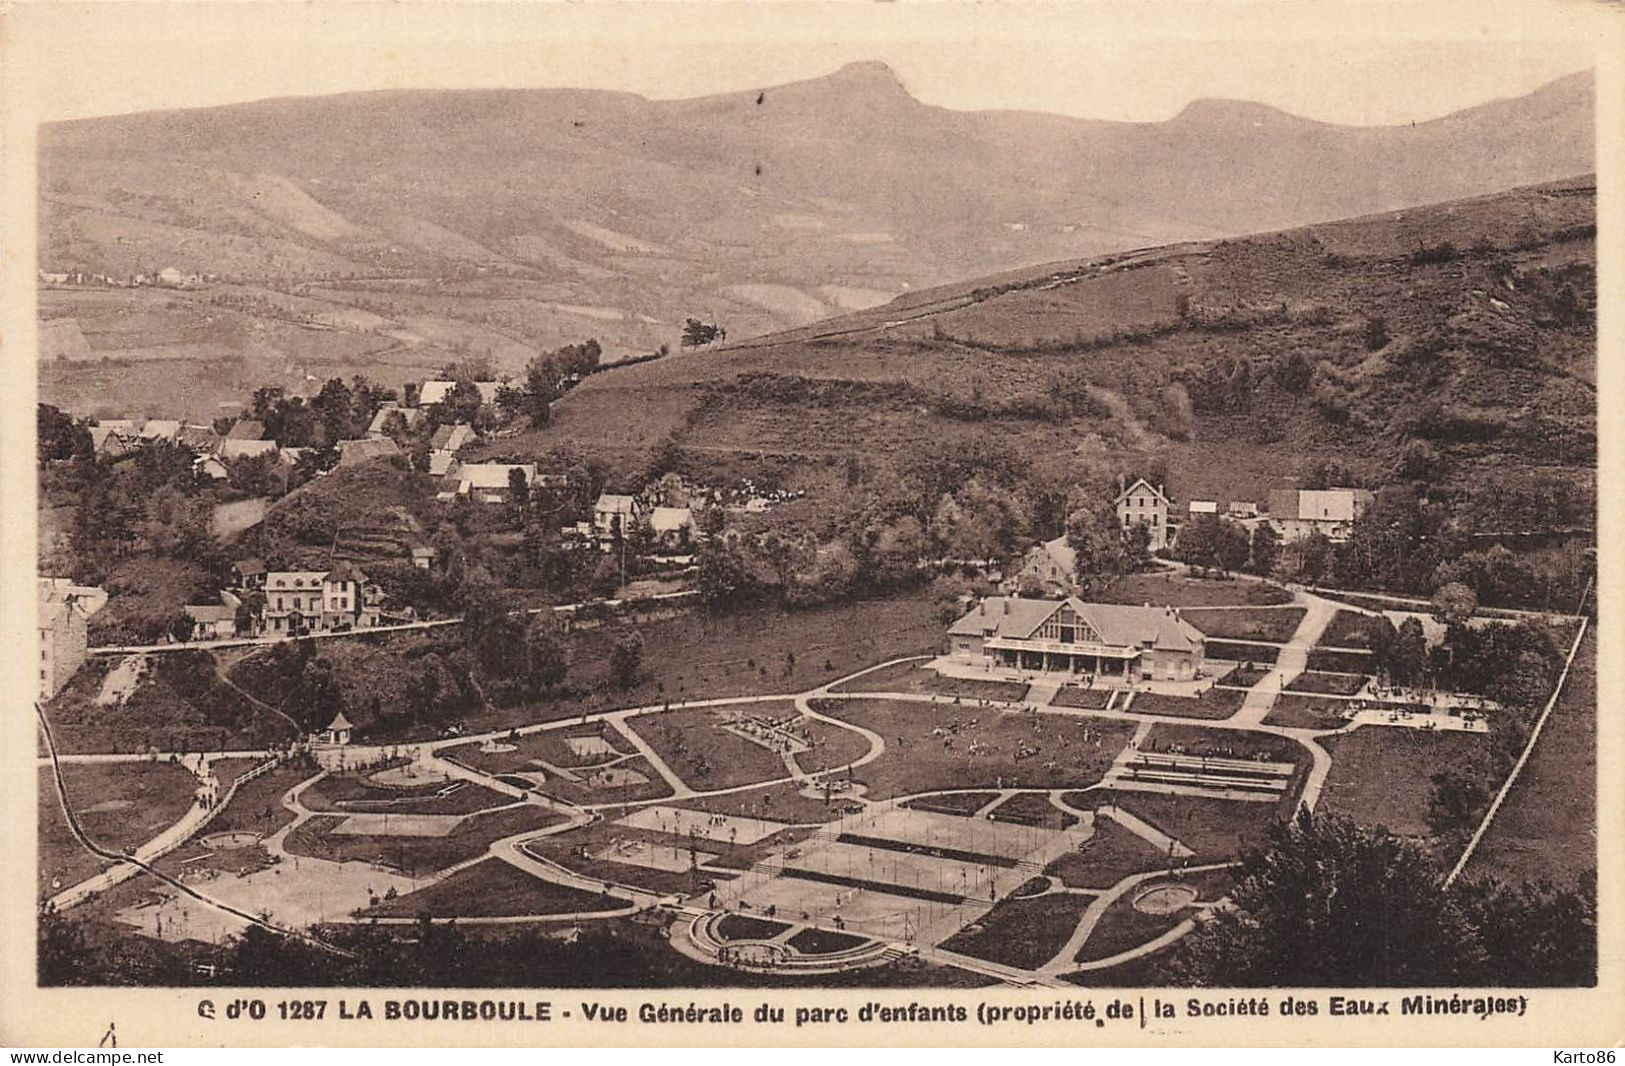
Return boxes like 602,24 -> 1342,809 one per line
681,318 -> 725,347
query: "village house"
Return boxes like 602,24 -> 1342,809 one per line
453,462 -> 537,503
137,420 -> 183,443
1016,535 -> 1077,595
336,436 -> 403,467
650,506 -> 697,551
221,437 -> 278,461
365,402 -> 427,438
419,380 -> 506,408
409,545 -> 437,571
430,423 -> 477,453
1114,477 -> 1171,553
1188,500 -> 1219,518
1267,487 -> 1375,543
184,603 -> 238,640
225,419 -> 266,441
231,558 -> 267,590
945,596 -> 1206,682
593,493 -> 648,545
38,578 -> 106,698
261,563 -> 378,636
1227,501 -> 1261,519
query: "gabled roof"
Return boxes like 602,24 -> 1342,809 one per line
430,423 -> 476,451
221,438 -> 277,460
947,596 -> 1205,654
1268,487 -> 1374,522
594,493 -> 639,514
429,452 -> 458,477
336,436 -> 402,465
1114,477 -> 1169,506
326,711 -> 353,732
233,557 -> 266,575
367,403 -> 425,436
1027,535 -> 1076,575
225,419 -> 266,440
650,506 -> 694,533
139,419 -> 182,441
459,462 -> 535,490
185,604 -> 236,624
176,424 -> 222,452
420,380 -> 504,407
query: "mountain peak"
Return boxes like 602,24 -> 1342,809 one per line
822,60 -> 911,95
1170,97 -> 1305,127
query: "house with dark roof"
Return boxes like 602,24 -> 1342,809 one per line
946,596 -> 1206,682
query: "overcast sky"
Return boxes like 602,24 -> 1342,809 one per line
6,1 -> 1602,127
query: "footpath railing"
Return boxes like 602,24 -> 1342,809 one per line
1442,615 -> 1590,887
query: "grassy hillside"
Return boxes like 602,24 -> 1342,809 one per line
37,65 -> 1592,419
508,178 -> 1594,512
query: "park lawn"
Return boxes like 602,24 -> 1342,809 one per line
1212,664 -> 1270,687
1097,573 -> 1292,608
1074,893 -> 1194,964
1286,671 -> 1367,695
1061,953 -> 1165,986
622,704 -> 794,791
207,761 -> 317,837
793,716 -> 875,775
830,661 -> 1029,703
715,914 -> 792,941
44,650 -> 299,755
282,804 -> 561,877
1051,686 -> 1112,709
1142,724 -> 1303,766
1306,649 -> 1377,673
440,724 -> 633,777
787,927 -> 870,955
540,756 -> 675,807
670,782 -> 851,824
1128,688 -> 1246,720
1182,607 -> 1306,643
1264,695 -> 1352,731
813,699 -> 1135,800
1089,792 -> 1286,862
1318,609 -> 1385,649
988,792 -> 1078,829
38,760 -> 199,898
1469,630 -> 1594,887
902,792 -> 1001,816
1320,727 -> 1494,841
209,756 -> 275,791
940,892 -> 1093,971
365,858 -> 626,918
301,772 -> 513,816
1045,817 -> 1170,889
1204,641 -> 1281,665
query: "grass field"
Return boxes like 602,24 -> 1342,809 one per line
1182,607 -> 1306,643
1097,573 -> 1292,609
1319,728 -> 1494,840
1305,649 -> 1377,673
1045,818 -> 1169,889
1086,792 -> 1285,862
1285,672 -> 1367,696
1128,688 -> 1246,720
814,699 -> 1135,800
1203,641 -> 1281,665
1468,630 -> 1594,887
301,770 -> 514,816
1142,724 -> 1303,766
1074,892 -> 1193,963
1050,687 -> 1112,710
1213,665 -> 1270,687
1318,609 -> 1385,648
987,792 -> 1077,829
670,783 -> 850,824
901,792 -> 1000,816
1264,695 -> 1352,731
939,892 -> 1093,970
793,717 -> 875,775
714,914 -> 791,941
282,804 -> 560,877
38,760 -> 199,897
206,762 -> 317,837
830,661 -> 1029,702
365,858 -> 624,918
623,705 -> 794,791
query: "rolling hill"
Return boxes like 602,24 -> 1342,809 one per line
496,177 -> 1595,521
40,63 -> 1593,371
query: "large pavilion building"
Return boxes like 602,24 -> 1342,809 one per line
946,596 -> 1207,682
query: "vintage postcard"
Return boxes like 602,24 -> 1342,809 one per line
0,0 -> 1618,1048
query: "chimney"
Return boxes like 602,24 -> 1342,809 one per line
1003,600 -> 1010,615
980,600 -> 986,616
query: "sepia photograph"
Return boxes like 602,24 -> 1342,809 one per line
3,0 -> 1616,1047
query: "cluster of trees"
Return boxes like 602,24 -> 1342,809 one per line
1165,812 -> 1595,987
521,340 -> 604,427
680,318 -> 725,347
38,404 -> 92,464
241,377 -> 394,450
1171,513 -> 1277,576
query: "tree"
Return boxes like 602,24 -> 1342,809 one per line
1214,519 -> 1251,575
436,379 -> 485,428
680,318 -> 723,347
167,611 -> 196,643
1064,505 -> 1126,595
523,614 -> 569,693
507,467 -> 530,509
1173,513 -> 1220,571
1249,522 -> 1280,575
1431,581 -> 1478,627
1298,531 -> 1332,583
1165,812 -> 1483,986
522,352 -> 559,428
38,405 -> 91,464
608,630 -> 643,689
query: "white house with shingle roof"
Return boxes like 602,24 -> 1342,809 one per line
946,596 -> 1206,681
